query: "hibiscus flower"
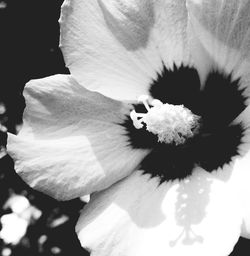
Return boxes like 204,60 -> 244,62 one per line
6,0 -> 250,255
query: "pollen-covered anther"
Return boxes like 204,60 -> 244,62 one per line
130,95 -> 200,145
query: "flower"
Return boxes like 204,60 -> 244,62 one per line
6,0 -> 250,255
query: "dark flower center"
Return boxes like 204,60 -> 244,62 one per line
123,64 -> 247,181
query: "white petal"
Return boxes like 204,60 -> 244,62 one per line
7,75 -> 148,200
76,169 -> 242,256
227,108 -> 250,238
60,0 -> 196,100
185,0 -> 250,235
232,149 -> 250,239
187,0 -> 250,100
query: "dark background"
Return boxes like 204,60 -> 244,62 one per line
0,0 -> 88,255
0,0 -> 249,255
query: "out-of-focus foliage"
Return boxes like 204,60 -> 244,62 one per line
0,0 -> 250,255
0,154 -> 88,255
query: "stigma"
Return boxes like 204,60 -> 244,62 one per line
130,95 -> 200,145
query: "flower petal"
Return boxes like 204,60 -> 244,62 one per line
228,106 -> 250,238
59,0 -> 194,100
76,169 -> 242,256
232,148 -> 250,239
187,0 -> 250,100
7,75 -> 148,200
187,0 -> 250,236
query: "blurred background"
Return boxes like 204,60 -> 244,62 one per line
0,0 -> 88,255
0,0 -> 249,255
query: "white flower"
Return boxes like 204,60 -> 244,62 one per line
6,0 -> 250,255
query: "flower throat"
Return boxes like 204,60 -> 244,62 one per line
124,64 -> 246,182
